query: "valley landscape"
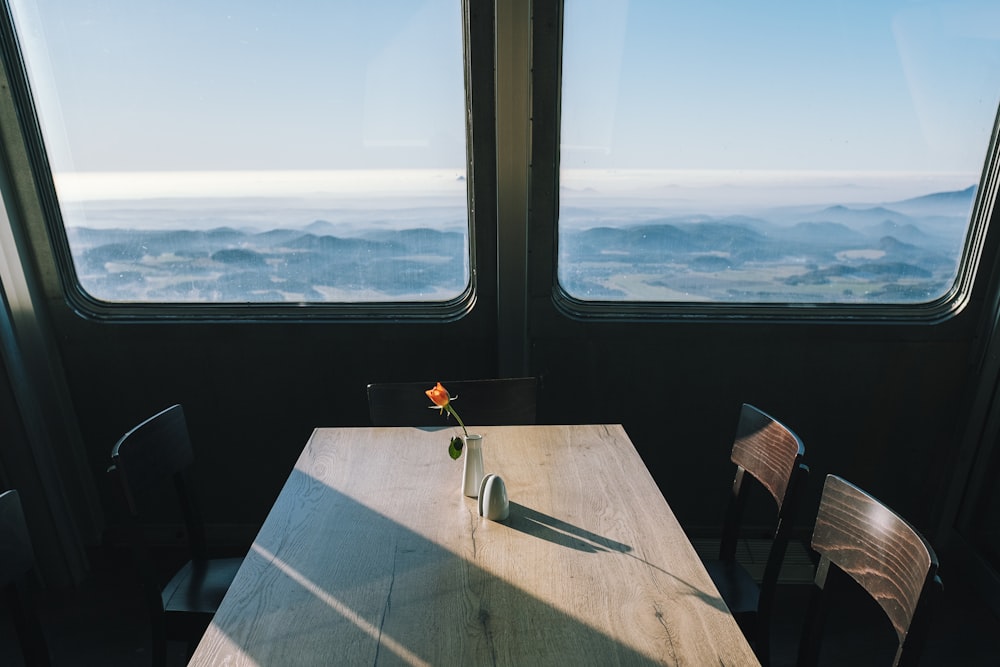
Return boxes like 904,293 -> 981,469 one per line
64,185 -> 976,304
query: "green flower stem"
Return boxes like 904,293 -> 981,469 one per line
444,403 -> 468,460
445,404 -> 468,438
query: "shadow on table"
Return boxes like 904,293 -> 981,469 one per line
506,501 -> 633,553
505,500 -> 730,615
202,469 -> 736,666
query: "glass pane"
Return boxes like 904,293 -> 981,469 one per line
10,0 -> 468,303
560,0 -> 1000,304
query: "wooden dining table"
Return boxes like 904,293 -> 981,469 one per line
188,424 -> 760,666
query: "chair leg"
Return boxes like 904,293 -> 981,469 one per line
150,618 -> 167,667
5,582 -> 51,667
798,561 -> 835,667
753,618 -> 771,667
735,610 -> 770,667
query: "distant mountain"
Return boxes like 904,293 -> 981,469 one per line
303,219 -> 338,235
886,185 -> 976,217
775,221 -> 867,246
253,228 -> 309,246
865,220 -> 928,245
561,222 -> 773,263
69,224 -> 468,302
810,205 -> 913,227
65,182 -> 972,304
286,233 -> 397,254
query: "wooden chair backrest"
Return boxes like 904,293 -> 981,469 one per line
716,403 -> 808,667
731,403 -> 806,510
800,474 -> 942,666
367,377 -> 538,427
720,403 -> 807,561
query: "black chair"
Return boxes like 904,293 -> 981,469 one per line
798,474 -> 942,666
0,489 -> 50,667
701,403 -> 808,666
367,377 -> 538,426
109,404 -> 243,666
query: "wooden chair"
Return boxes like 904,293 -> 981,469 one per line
109,404 -> 243,666
701,403 -> 808,666
798,475 -> 943,667
367,377 -> 538,426
0,489 -> 50,666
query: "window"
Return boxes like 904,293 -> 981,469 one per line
8,0 -> 469,305
559,0 -> 1000,306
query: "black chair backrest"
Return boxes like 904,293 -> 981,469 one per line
109,404 -> 243,667
798,474 -> 942,666
367,377 -> 538,427
0,489 -> 51,666
110,404 -> 208,560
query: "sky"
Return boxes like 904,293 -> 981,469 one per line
11,0 -> 467,173
562,0 -> 1000,176
9,0 -> 1000,207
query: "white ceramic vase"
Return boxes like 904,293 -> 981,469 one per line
462,433 -> 484,497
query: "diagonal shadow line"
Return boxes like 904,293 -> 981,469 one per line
505,501 -> 633,553
502,501 -> 730,614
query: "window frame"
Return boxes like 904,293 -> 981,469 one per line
533,0 -> 1000,325
0,0 -> 493,323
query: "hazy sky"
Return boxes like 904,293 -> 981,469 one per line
562,0 -> 1000,175
10,0 -> 1000,205
12,0 -> 467,172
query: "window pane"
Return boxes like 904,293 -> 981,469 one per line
10,0 -> 468,304
560,1 -> 1000,304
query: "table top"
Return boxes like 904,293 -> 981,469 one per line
189,424 -> 759,666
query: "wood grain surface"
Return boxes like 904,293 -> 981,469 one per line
189,425 -> 759,666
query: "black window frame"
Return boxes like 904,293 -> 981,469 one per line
0,0 -> 495,324
530,0 -> 1000,325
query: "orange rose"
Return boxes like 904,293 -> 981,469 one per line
426,382 -> 468,459
426,382 -> 451,409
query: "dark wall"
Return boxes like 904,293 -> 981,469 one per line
533,321 -> 973,536
53,312 -> 501,534
47,290 -> 981,547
